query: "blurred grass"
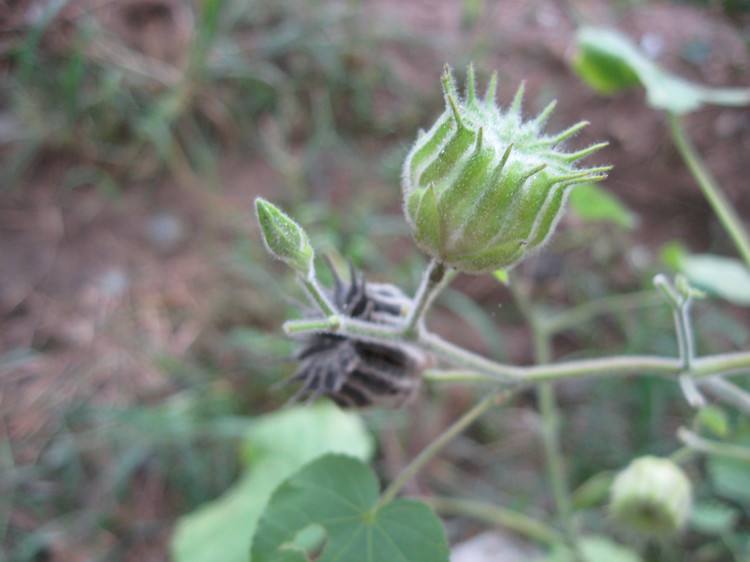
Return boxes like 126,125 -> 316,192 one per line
1,0 -> 429,191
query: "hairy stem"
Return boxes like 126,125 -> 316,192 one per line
541,290 -> 662,334
424,496 -> 564,545
700,377 -> 750,417
402,260 -> 451,337
422,350 -> 750,385
678,428 -> 750,463
301,275 -> 338,317
668,113 -> 750,268
654,274 -> 704,407
375,390 -> 512,510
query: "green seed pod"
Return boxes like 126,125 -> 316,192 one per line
402,65 -> 611,273
610,456 -> 692,536
255,197 -> 314,276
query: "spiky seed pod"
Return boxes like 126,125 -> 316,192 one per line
402,64 -> 611,274
290,264 -> 427,409
610,456 -> 692,536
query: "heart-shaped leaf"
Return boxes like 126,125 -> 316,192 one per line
170,404 -> 373,562
251,454 -> 450,562
573,27 -> 750,114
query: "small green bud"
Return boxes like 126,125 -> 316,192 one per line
255,197 -> 314,276
610,456 -> 692,536
402,64 -> 610,273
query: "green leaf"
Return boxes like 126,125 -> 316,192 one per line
170,404 -> 373,562
690,501 -> 739,534
251,454 -> 450,562
708,456 -> 750,505
696,406 -> 730,439
680,254 -> 750,306
573,27 -> 750,114
568,183 -> 636,229
660,241 -> 688,271
544,536 -> 643,562
572,471 -> 615,510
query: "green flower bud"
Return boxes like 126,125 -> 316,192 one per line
610,456 -> 692,536
255,197 -> 314,276
402,64 -> 611,273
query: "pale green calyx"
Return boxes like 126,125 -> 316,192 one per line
255,198 -> 314,276
610,456 -> 692,536
402,64 -> 611,273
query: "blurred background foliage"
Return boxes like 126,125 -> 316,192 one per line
1,0 -> 749,561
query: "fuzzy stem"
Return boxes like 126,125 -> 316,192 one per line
424,496 -> 564,545
678,428 -> 750,463
402,260 -> 451,338
700,377 -> 750,417
541,290 -> 662,334
375,390 -> 511,510
284,315 -> 404,341
423,351 -> 750,385
301,274 -> 338,317
654,275 -> 704,407
283,316 -> 340,335
668,114 -> 750,268
419,331 -> 522,381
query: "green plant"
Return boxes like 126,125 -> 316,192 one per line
243,65 -> 750,562
572,26 -> 750,278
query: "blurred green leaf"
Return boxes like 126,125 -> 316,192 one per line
573,27 -> 750,114
544,536 -> 643,562
660,240 -> 688,271
572,471 -> 615,510
680,254 -> 750,306
569,183 -> 636,229
690,501 -> 739,534
708,456 -> 750,504
171,404 -> 373,562
251,454 -> 450,562
697,406 -> 730,439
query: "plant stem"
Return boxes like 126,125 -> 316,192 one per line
286,311 -> 750,382
541,290 -> 662,334
668,113 -> 750,268
511,280 -> 581,557
678,428 -> 750,463
284,315 -> 404,342
654,274 -> 704,407
421,350 -> 750,385
375,390 -> 511,510
283,316 -> 340,335
301,275 -> 338,317
424,496 -> 564,545
700,377 -> 750,417
419,331 -> 521,381
402,260 -> 451,338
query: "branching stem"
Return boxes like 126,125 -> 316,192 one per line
424,496 -> 564,545
402,260 -> 452,337
301,274 -> 338,317
511,281 -> 581,558
678,428 -> 750,463
668,113 -> 750,268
